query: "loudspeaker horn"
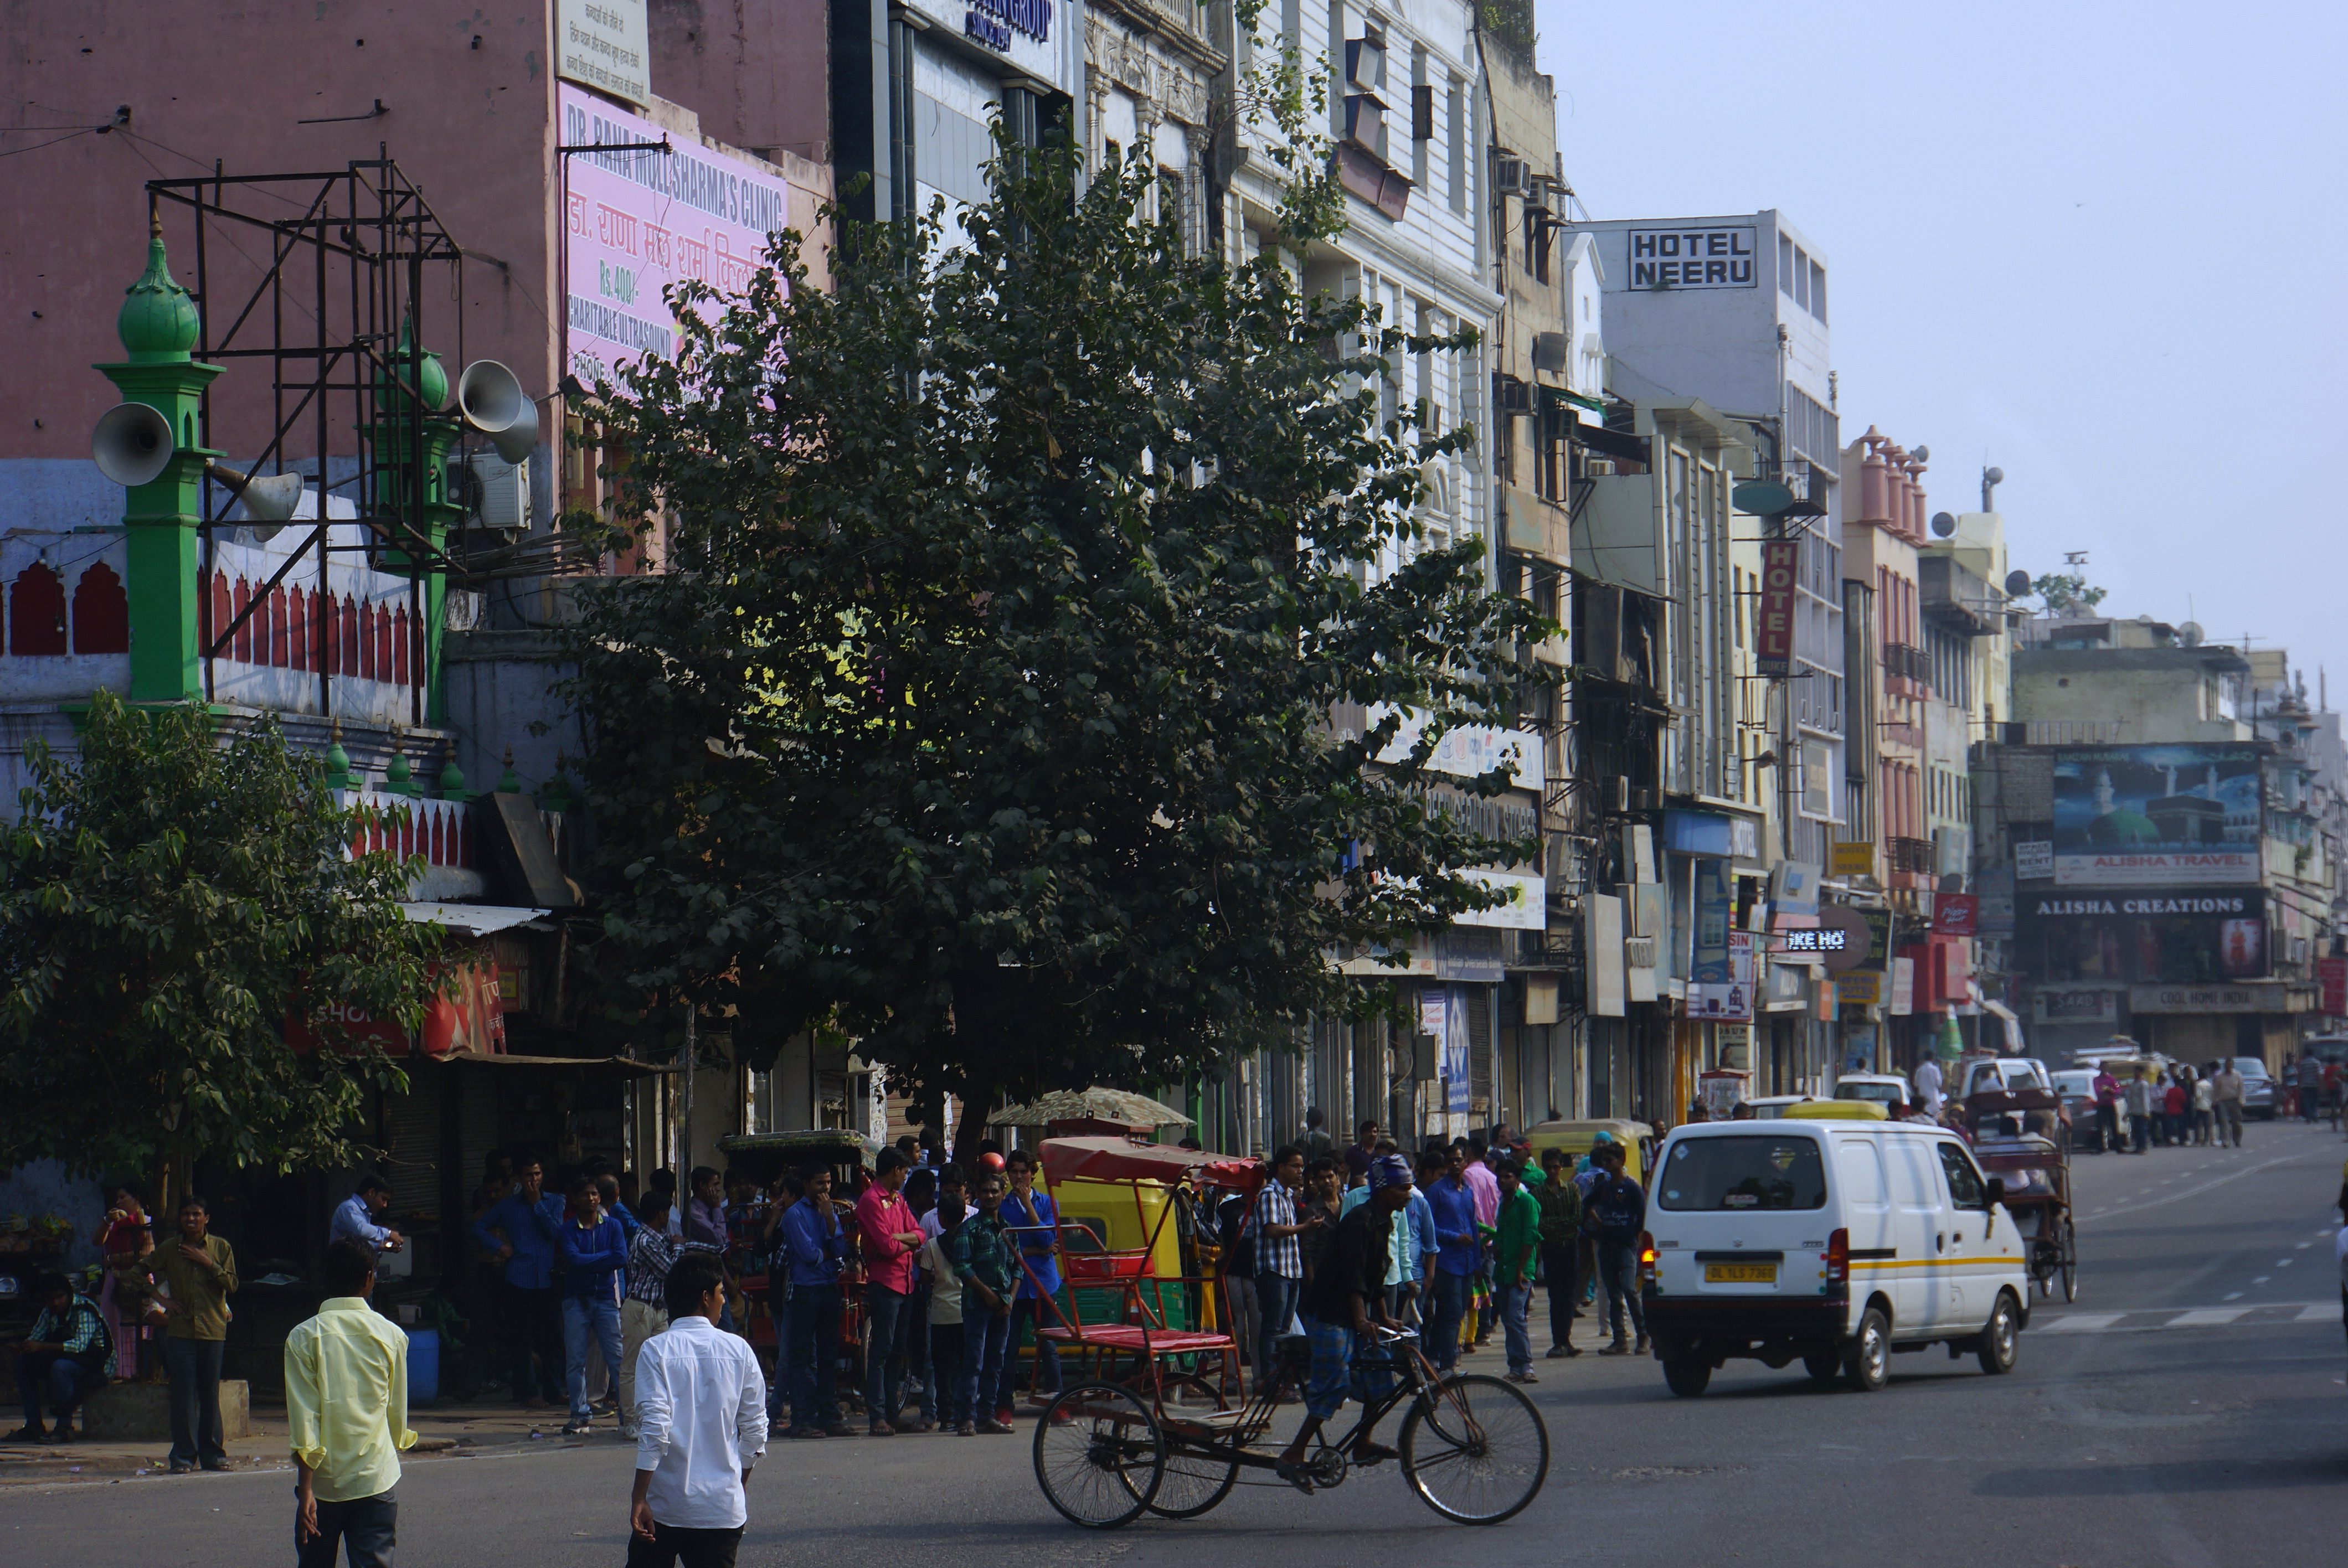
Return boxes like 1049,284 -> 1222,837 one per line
92,401 -> 177,487
457,358 -> 529,435
205,463 -> 308,541
487,412 -> 539,465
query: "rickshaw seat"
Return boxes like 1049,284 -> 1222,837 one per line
1037,1324 -> 1234,1356
1062,1248 -> 1154,1282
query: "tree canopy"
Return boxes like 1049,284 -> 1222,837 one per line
563,123 -> 1558,1125
0,693 -> 444,1182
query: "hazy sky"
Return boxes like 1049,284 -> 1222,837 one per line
1536,0 -> 2348,692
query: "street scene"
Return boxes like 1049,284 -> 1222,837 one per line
5,1 -> 2347,1565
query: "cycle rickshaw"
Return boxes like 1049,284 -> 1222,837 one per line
1961,1089 -> 2077,1303
1021,1136 -> 1550,1529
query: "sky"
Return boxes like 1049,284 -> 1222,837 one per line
1535,0 -> 2348,694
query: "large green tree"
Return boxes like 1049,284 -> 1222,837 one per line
564,123 -> 1556,1133
0,693 -> 444,1187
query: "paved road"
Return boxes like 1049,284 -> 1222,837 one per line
11,1121 -> 2346,1567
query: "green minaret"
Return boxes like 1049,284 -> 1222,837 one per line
366,318 -> 463,726
95,214 -> 224,703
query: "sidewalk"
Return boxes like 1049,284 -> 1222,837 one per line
0,1394 -> 638,1488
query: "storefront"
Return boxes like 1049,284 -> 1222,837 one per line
2017,887 -> 2272,1065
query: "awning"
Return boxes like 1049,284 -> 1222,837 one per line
441,1049 -> 671,1077
400,902 -> 549,937
1980,997 -> 2023,1053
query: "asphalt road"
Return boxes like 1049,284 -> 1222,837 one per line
11,1120 -> 2346,1567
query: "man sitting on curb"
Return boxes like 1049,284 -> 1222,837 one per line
8,1272 -> 111,1444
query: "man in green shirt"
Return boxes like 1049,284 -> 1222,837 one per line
1531,1147 -> 1583,1358
1492,1160 -> 1543,1384
158,1193 -> 238,1473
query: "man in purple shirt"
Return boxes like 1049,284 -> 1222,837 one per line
558,1175 -> 630,1436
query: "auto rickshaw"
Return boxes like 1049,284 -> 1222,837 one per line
1524,1118 -> 1656,1183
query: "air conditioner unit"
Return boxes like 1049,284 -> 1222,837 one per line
1629,786 -> 1662,813
1492,372 -> 1532,415
1493,155 -> 1527,197
1623,936 -> 1657,971
464,452 -> 532,534
1583,457 -> 1616,477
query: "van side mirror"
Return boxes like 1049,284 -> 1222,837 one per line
1983,1178 -> 2005,1208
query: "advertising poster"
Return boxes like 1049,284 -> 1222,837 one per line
560,83 -> 794,386
2050,745 -> 2262,886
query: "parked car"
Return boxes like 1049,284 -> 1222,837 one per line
2233,1057 -> 2277,1119
2048,1069 -> 2114,1150
1829,1072 -> 1913,1118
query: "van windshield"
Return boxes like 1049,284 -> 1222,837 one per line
1657,1137 -> 1829,1211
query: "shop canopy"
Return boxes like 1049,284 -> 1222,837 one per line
990,1087 -> 1194,1129
1041,1135 -> 1263,1193
441,1049 -> 671,1077
399,902 -> 549,936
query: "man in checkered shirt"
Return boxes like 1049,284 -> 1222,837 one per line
1250,1146 -> 1326,1400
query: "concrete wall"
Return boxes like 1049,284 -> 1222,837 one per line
2012,649 -> 2252,742
648,0 -> 832,163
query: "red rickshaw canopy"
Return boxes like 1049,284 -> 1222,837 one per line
1040,1136 -> 1264,1194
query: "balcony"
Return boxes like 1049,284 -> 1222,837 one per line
1887,835 -> 1935,874
1883,642 -> 1932,687
1920,555 -> 2004,638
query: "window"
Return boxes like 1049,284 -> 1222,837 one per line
1779,234 -> 1795,296
1524,209 -> 1550,282
1793,247 -> 1810,310
1809,258 -> 1828,323
1446,80 -> 1465,214
1657,1136 -> 1829,1211
1935,1142 -> 1987,1210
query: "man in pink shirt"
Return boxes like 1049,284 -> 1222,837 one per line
854,1148 -> 927,1435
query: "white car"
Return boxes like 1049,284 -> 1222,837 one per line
1642,1118 -> 2032,1396
1829,1072 -> 1913,1117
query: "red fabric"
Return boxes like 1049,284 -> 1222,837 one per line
854,1184 -> 922,1295
1039,1136 -> 1264,1194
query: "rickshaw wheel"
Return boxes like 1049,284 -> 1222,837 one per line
1127,1375 -> 1239,1518
1399,1373 -> 1549,1525
2058,1217 -> 2078,1303
1034,1383 -> 1165,1530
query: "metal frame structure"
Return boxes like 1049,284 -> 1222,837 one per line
147,150 -> 465,726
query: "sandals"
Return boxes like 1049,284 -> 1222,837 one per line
1273,1458 -> 1317,1494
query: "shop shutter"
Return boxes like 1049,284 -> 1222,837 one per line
383,1066 -> 445,1222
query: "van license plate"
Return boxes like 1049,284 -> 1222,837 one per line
1704,1263 -> 1777,1283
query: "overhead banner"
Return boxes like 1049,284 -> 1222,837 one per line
2050,745 -> 2262,886
560,84 -> 794,386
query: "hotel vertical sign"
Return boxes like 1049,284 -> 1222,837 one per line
1757,539 -> 1798,677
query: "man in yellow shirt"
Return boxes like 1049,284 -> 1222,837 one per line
285,1240 -> 418,1568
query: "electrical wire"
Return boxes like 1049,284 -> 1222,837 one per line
0,127 -> 99,159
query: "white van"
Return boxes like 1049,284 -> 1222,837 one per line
1640,1118 -> 2031,1396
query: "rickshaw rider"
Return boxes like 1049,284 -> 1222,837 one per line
1275,1153 -> 1414,1493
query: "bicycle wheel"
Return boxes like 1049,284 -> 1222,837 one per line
1034,1383 -> 1165,1529
1398,1373 -> 1549,1525
2058,1216 -> 2078,1304
1128,1374 -> 1240,1518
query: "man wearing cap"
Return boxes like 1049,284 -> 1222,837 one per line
1275,1153 -> 1413,1493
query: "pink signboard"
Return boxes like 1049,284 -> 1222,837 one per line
560,84 -> 792,384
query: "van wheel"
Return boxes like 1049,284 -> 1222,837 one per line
1801,1353 -> 1839,1381
1843,1309 -> 1890,1392
1662,1359 -> 1711,1397
1975,1291 -> 2020,1375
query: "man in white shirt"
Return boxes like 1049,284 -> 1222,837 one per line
1912,1058 -> 1944,1117
629,1250 -> 768,1567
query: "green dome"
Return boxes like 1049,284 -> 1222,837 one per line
379,317 -> 449,414
117,215 -> 200,363
2087,809 -> 2162,845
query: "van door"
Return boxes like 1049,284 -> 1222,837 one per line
1832,1138 -> 1903,1329
1882,1135 -> 1949,1335
1934,1139 -> 2000,1333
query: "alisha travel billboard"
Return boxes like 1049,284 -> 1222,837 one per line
2048,745 -> 2262,887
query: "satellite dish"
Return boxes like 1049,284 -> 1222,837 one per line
2180,621 -> 2204,647
1930,511 -> 1958,537
1984,466 -> 2004,486
2004,569 -> 2032,597
1912,445 -> 1930,462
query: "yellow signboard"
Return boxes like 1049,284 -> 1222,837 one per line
1830,841 -> 1877,879
1837,971 -> 1883,1007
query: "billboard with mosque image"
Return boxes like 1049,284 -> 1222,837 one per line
2048,745 -> 2263,886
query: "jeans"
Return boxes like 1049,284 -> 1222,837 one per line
1539,1241 -> 1579,1349
864,1283 -> 913,1427
2094,1103 -> 2119,1152
907,1279 -> 931,1407
165,1335 -> 226,1464
1597,1241 -> 1646,1342
1003,1292 -> 1062,1407
296,1488 -> 397,1568
620,1300 -> 668,1428
1222,1273 -> 1261,1374
562,1295 -> 625,1422
503,1281 -> 563,1404
785,1282 -> 841,1430
625,1522 -> 743,1568
962,1308 -> 1012,1425
1497,1282 -> 1535,1375
2130,1112 -> 2151,1153
1425,1270 -> 1472,1373
1254,1271 -> 1301,1392
16,1353 -> 103,1431
929,1320 -> 968,1426
2216,1101 -> 2244,1146
2303,1086 -> 2321,1122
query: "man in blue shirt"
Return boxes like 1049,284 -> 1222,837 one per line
329,1175 -> 403,1261
558,1175 -> 630,1435
998,1150 -> 1063,1415
472,1154 -> 566,1409
779,1167 -> 852,1438
1419,1146 -> 1479,1373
